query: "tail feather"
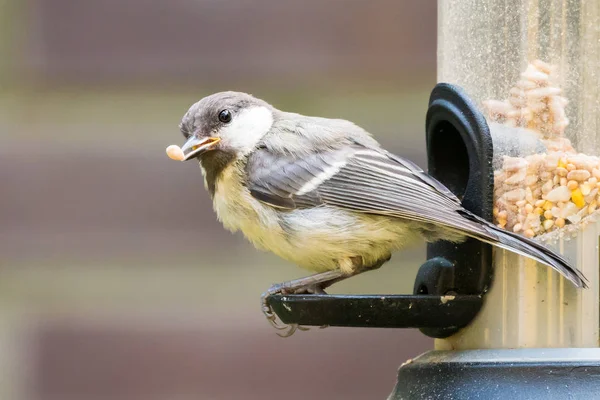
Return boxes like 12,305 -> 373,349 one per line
483,224 -> 588,288
458,211 -> 588,289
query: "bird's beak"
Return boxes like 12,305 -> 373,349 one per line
181,136 -> 221,161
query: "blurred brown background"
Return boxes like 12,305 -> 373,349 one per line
0,1 -> 437,399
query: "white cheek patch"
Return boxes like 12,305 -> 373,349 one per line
221,106 -> 274,155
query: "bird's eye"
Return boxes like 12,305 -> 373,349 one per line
218,109 -> 232,123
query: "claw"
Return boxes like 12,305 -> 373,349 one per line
261,286 -> 313,337
261,276 -> 340,337
265,311 -> 290,331
261,289 -> 297,334
276,324 -> 298,337
275,323 -> 312,337
262,294 -> 289,330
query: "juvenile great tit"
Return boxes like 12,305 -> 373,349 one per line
168,91 -> 587,336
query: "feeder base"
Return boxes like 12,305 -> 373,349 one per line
389,348 -> 600,399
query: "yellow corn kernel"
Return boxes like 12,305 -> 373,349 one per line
571,188 -> 585,208
558,158 -> 567,169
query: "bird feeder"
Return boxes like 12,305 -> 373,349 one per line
432,0 -> 600,352
267,0 -> 600,397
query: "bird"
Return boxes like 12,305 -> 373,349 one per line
167,91 -> 587,336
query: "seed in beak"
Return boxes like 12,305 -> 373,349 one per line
166,144 -> 185,161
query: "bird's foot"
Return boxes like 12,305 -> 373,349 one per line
259,259 -> 390,338
261,282 -> 329,337
261,270 -> 344,337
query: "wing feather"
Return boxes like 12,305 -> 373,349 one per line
245,145 -> 481,235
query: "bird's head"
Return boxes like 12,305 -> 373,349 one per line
174,91 -> 274,162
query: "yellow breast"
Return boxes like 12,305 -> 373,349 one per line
212,163 -> 284,251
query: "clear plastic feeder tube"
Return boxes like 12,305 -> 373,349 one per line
437,0 -> 600,349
